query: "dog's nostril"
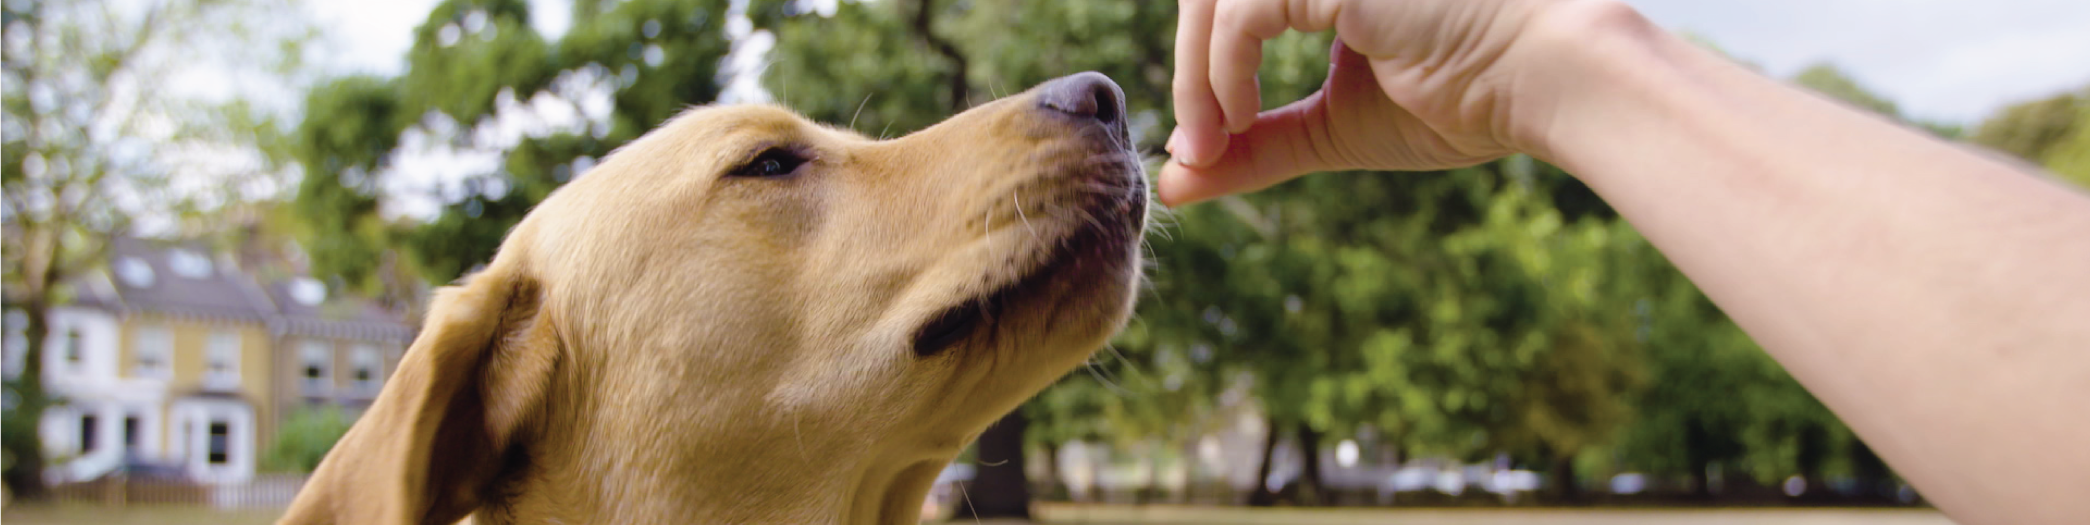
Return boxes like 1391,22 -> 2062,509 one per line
1037,71 -> 1123,125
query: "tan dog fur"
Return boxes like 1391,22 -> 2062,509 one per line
277,74 -> 1148,525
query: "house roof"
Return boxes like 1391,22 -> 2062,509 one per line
262,279 -> 414,343
104,237 -> 276,323
89,237 -> 414,343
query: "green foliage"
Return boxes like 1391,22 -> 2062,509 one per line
402,0 -> 556,124
765,0 -> 954,135
292,0 -> 734,286
294,76 -> 407,288
2040,99 -> 2090,188
1792,63 -> 1901,118
1970,92 -> 2082,163
261,406 -> 356,473
1970,89 -> 2090,188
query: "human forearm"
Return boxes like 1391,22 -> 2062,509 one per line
1531,3 -> 2090,523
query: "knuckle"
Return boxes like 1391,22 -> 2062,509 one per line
1212,0 -> 1248,29
1172,76 -> 1200,97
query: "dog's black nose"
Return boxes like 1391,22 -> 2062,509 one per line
1036,71 -> 1123,125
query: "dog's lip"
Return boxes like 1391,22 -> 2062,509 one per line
911,164 -> 1144,359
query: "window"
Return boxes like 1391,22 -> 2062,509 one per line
350,345 -> 382,394
204,332 -> 239,389
169,249 -> 212,279
207,421 -> 229,465
123,416 -> 139,453
300,341 -> 331,394
133,325 -> 171,378
80,414 -> 98,453
289,277 -> 327,306
62,328 -> 83,366
115,257 -> 155,287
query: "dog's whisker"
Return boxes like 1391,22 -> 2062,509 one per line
1014,188 -> 1040,240
1084,360 -> 1130,396
792,409 -> 811,466
956,478 -> 985,525
848,93 -> 874,131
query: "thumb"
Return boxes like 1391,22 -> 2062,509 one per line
1158,39 -> 1377,207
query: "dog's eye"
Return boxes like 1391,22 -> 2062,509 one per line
729,148 -> 809,178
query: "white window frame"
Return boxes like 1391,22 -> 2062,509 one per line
300,340 -> 332,395
203,331 -> 240,391
132,325 -> 172,379
349,344 -> 382,396
168,399 -> 253,484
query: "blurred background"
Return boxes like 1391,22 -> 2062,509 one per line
3,0 -> 2086,523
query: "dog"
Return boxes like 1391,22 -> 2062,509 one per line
275,72 -> 1148,524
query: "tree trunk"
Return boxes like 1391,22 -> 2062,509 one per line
1134,442 -> 1159,504
3,300 -> 52,500
1246,420 -> 1280,507
957,411 -> 1031,519
1295,425 -> 1325,506
1036,442 -> 1060,501
908,0 -> 969,109
1180,437 -> 1203,504
1550,454 -> 1581,503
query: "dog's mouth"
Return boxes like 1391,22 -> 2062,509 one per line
911,156 -> 1146,358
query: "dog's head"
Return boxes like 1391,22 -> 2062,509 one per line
280,73 -> 1146,524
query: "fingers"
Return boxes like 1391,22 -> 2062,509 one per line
1207,0 -> 1297,135
1158,92 -> 1342,207
1172,0 -> 1229,167
1174,0 -> 1345,168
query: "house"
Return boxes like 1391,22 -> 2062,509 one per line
3,237 -> 413,485
262,274 -> 413,416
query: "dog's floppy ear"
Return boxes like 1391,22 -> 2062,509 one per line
279,261 -> 558,525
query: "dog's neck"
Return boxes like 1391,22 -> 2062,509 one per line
475,440 -> 953,524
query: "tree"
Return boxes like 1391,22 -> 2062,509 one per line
261,406 -> 355,472
293,0 -> 735,294
1970,90 -> 2090,188
2,0 -> 308,499
1970,92 -> 2081,162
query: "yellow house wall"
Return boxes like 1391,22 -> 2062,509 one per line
113,315 -> 275,460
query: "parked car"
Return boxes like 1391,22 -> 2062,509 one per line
113,453 -> 191,482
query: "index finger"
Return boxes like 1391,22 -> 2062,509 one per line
1172,0 -> 1230,167
1210,0 -> 1345,126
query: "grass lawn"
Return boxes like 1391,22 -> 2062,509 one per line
2,503 -> 1957,525
3,503 -> 284,525
1033,504 -> 1958,525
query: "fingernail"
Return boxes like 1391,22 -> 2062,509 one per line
1174,134 -> 1207,167
1165,128 -> 1182,155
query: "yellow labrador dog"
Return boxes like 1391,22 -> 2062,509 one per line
278,73 -> 1146,525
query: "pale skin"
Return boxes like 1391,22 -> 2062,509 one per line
1162,0 -> 2090,523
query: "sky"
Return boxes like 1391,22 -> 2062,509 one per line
308,0 -> 2090,126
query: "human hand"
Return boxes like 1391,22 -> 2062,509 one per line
1163,0 -> 1604,206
